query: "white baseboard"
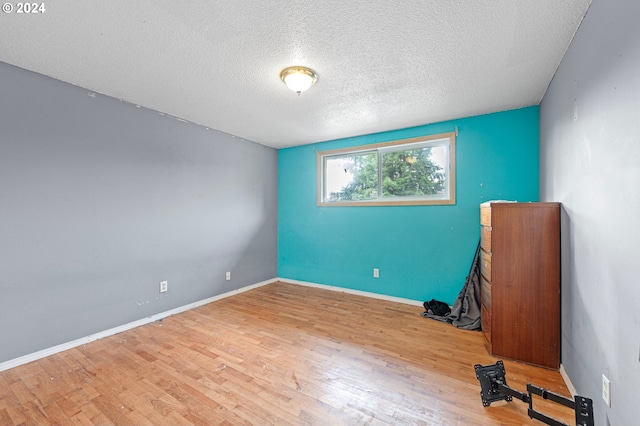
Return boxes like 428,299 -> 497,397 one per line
277,277 -> 424,307
0,278 -> 277,373
559,364 -> 577,396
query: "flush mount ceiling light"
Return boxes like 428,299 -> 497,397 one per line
279,66 -> 318,95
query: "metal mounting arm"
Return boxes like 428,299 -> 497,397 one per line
474,361 -> 594,426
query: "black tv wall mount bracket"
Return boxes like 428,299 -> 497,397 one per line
474,360 -> 594,426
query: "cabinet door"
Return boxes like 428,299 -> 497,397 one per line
490,203 -> 560,369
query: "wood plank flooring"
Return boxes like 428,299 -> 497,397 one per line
0,281 -> 576,425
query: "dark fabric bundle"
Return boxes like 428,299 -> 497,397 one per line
423,299 -> 451,317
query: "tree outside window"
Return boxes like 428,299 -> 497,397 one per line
318,132 -> 455,206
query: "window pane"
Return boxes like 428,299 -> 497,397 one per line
381,145 -> 447,198
317,131 -> 455,206
324,152 -> 378,202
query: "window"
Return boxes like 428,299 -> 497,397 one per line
317,131 -> 455,206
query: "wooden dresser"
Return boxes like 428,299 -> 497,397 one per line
480,202 -> 560,369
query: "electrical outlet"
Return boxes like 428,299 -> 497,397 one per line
225,271 -> 231,281
373,268 -> 379,278
160,281 -> 168,293
602,374 -> 611,407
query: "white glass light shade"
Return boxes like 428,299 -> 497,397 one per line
280,66 -> 318,94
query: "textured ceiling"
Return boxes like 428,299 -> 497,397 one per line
0,1 -> 591,149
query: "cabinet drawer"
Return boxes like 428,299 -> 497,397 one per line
480,206 -> 491,226
480,252 -> 492,282
480,226 -> 492,253
481,276 -> 491,309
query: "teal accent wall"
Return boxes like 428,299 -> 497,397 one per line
278,107 -> 539,303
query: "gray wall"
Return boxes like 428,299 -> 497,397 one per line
0,62 -> 278,363
539,0 -> 640,424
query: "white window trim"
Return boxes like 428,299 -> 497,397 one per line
316,131 -> 456,207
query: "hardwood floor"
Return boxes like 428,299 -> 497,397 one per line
0,281 -> 575,425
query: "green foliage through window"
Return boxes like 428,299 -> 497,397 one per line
381,148 -> 444,197
318,132 -> 455,206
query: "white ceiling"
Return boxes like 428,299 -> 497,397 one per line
0,1 -> 591,149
